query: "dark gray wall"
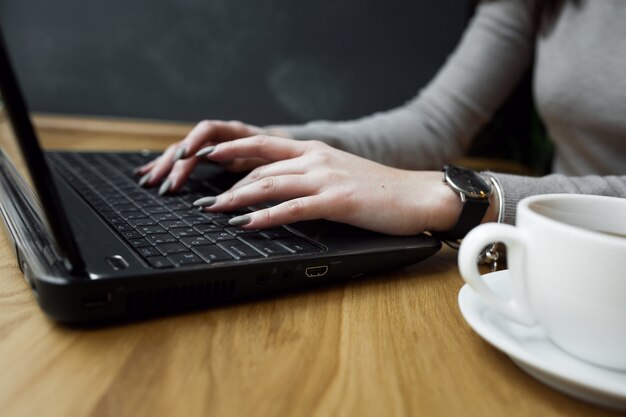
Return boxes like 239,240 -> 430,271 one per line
0,0 -> 466,125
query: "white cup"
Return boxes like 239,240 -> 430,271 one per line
458,194 -> 626,370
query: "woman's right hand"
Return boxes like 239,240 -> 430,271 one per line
134,120 -> 287,194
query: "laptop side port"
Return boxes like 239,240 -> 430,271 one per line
305,265 -> 329,279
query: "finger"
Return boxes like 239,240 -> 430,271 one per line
140,144 -> 178,186
173,120 -> 260,161
206,174 -> 318,212
220,157 -> 270,173
230,158 -> 307,191
133,159 -> 157,176
204,135 -> 309,164
172,121 -> 225,161
166,157 -> 200,193
229,196 -> 327,229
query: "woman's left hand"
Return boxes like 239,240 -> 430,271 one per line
193,135 -> 463,236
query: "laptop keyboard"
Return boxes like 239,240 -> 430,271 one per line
47,152 -> 322,268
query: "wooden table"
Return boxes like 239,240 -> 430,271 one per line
0,115 -> 619,417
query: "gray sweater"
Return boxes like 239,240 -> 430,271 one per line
278,0 -> 626,224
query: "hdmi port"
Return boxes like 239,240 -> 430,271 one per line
305,265 -> 329,279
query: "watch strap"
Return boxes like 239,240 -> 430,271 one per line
434,197 -> 490,241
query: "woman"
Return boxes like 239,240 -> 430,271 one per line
135,0 -> 626,238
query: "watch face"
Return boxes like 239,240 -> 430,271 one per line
444,166 -> 492,199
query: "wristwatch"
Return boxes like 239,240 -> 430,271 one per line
436,165 -> 493,241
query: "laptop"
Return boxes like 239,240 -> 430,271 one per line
0,28 -> 441,323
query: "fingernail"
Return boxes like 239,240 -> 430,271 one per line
193,196 -> 217,207
158,178 -> 172,195
229,214 -> 251,227
196,146 -> 215,157
172,146 -> 187,162
132,167 -> 142,175
139,173 -> 152,187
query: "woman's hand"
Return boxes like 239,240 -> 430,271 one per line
193,134 -> 464,236
134,120 -> 288,194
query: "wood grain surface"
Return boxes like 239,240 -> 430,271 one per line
0,115 -> 620,417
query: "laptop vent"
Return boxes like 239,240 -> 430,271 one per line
126,279 -> 236,315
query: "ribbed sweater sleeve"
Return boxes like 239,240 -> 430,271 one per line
489,173 -> 626,225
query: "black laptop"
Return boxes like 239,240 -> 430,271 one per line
0,28 -> 440,323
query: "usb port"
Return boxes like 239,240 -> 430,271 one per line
305,265 -> 329,279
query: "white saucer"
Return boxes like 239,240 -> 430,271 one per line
458,270 -> 626,411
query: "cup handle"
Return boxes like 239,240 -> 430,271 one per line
458,223 -> 537,326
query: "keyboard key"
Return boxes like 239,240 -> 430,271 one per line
274,237 -> 322,254
242,235 -> 291,256
146,256 -> 174,268
185,192 -> 208,200
123,211 -> 148,220
219,240 -> 264,260
145,233 -> 178,245
173,208 -> 199,216
193,245 -> 235,263
159,242 -> 189,254
143,206 -> 171,215
114,203 -> 137,212
199,211 -> 228,220
138,225 -> 167,235
133,196 -> 158,205
212,218 -> 231,228
129,238 -> 151,248
204,231 -> 234,242
138,246 -> 163,257
169,227 -> 201,238
181,215 -> 210,226
121,230 -> 143,240
180,182 -> 210,193
114,223 -> 134,232
261,227 -> 294,239
151,212 -> 178,222
225,227 -> 259,236
180,236 -> 212,247
108,216 -> 126,225
194,223 -> 220,234
109,197 -> 131,205
160,220 -> 187,229
164,202 -> 190,211
167,252 -> 204,266
128,218 -> 157,227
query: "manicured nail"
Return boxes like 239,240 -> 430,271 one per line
158,178 -> 172,195
229,214 -> 251,227
139,173 -> 152,187
193,196 -> 217,207
195,146 -> 215,157
172,146 -> 187,162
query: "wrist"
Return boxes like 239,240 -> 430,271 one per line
426,173 -> 464,233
